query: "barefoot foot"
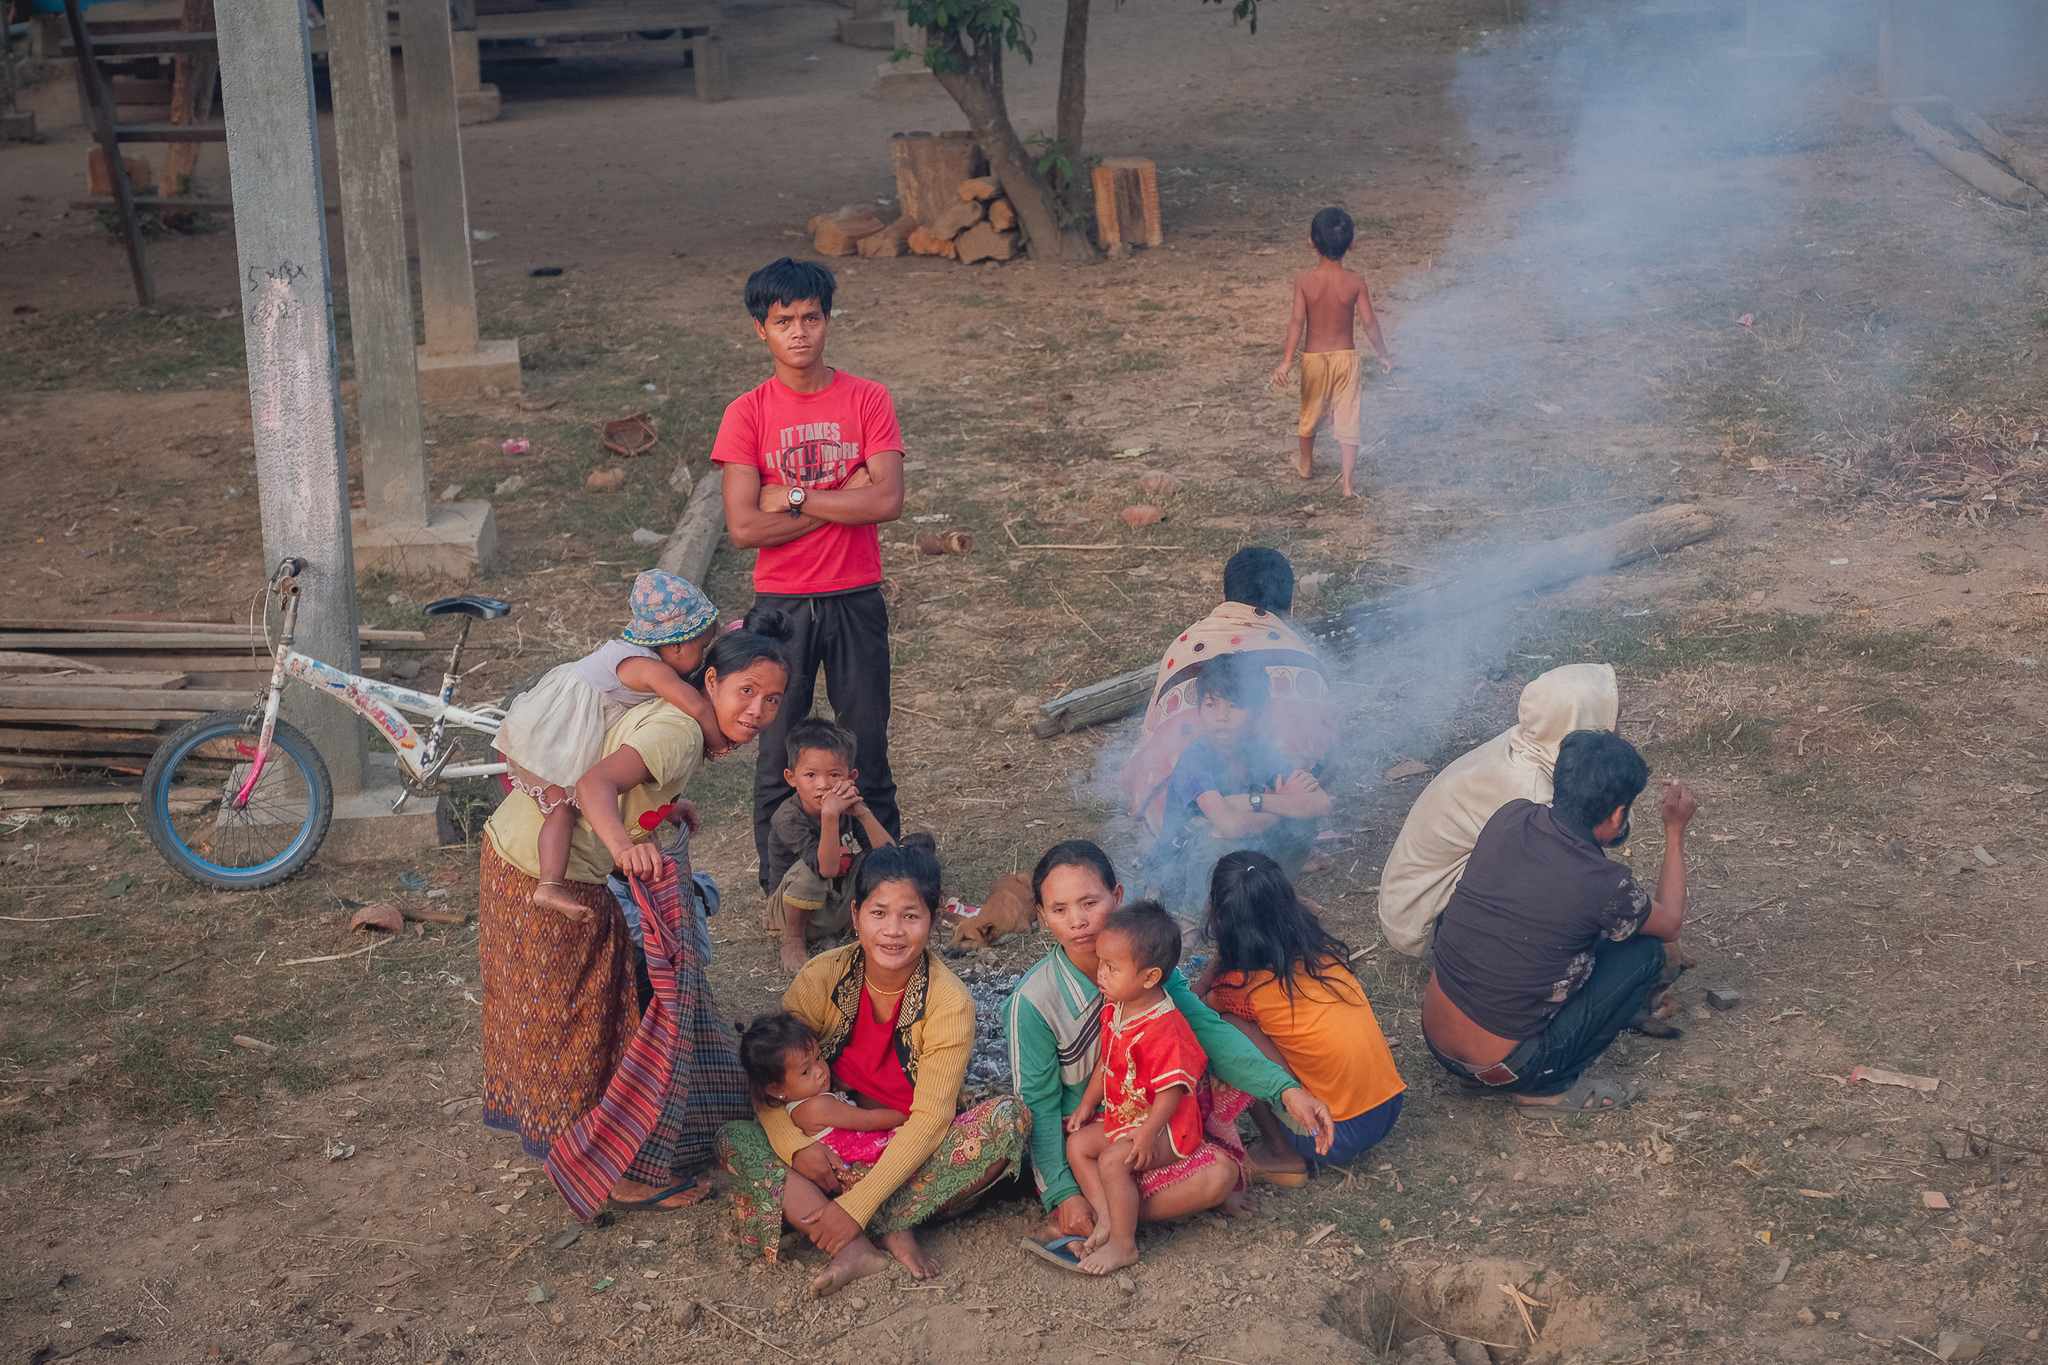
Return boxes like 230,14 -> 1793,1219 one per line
1244,1140 -> 1308,1177
879,1229 -> 942,1280
809,1236 -> 895,1298
534,883 -> 591,923
1077,1239 -> 1141,1275
1292,449 -> 1314,479
1220,1189 -> 1257,1219
779,936 -> 811,974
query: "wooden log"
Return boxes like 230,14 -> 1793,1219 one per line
656,466 -> 725,590
1892,106 -> 2044,209
156,0 -> 215,198
0,617 -> 242,631
1953,108 -> 2048,197
888,131 -> 987,226
1032,504 -> 1719,738
1091,157 -> 1162,250
0,672 -> 187,689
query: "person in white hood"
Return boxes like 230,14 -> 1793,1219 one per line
1377,664 -> 1619,957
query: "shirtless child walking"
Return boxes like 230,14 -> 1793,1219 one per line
1269,207 -> 1393,498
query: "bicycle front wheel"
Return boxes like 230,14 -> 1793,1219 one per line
141,711 -> 334,890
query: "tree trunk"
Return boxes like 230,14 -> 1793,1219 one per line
930,31 -> 1094,263
1056,0 -> 1088,156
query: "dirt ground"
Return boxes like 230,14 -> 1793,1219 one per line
4,0 -> 2048,1360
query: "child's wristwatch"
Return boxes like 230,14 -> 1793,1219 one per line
785,486 -> 807,517
1248,792 -> 1264,813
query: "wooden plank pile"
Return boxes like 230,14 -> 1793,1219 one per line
0,617 -> 420,806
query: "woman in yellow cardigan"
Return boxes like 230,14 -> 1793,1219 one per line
717,844 -> 1029,1297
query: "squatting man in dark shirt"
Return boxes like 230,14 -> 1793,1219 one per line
1419,729 -> 1697,1111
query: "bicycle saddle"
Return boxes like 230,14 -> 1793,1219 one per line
424,595 -> 512,620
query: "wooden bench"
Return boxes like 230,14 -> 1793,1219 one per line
307,0 -> 728,102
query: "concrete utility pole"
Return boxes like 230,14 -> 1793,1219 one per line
214,0 -> 366,801
328,0 -> 428,535
400,0 -> 519,400
329,0 -> 497,576
216,0 -> 453,853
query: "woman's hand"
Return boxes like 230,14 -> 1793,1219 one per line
1063,1108 -> 1091,1136
1055,1196 -> 1097,1239
612,842 -> 667,882
669,799 -> 699,834
1280,1087 -> 1337,1157
790,1142 -> 849,1194
796,1200 -> 864,1255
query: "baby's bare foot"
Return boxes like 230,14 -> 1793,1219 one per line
533,884 -> 590,923
779,937 -> 811,974
1077,1240 -> 1141,1275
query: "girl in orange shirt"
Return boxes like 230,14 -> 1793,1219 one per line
1198,852 -> 1405,1178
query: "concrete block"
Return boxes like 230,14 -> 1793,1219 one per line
1705,987 -> 1742,1011
928,197 -> 984,239
456,85 -> 501,125
318,753 -> 458,863
875,59 -> 937,94
352,500 -> 499,576
1,110 -> 34,143
416,337 -> 522,401
837,14 -> 895,47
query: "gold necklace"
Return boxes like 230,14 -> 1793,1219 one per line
866,981 -> 907,998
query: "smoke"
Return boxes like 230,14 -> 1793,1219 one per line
1077,0 -> 2047,884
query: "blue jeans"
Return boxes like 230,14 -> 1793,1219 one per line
1285,1091 -> 1403,1166
1425,935 -> 1665,1098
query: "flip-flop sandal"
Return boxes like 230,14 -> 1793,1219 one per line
1240,1153 -> 1309,1187
1511,1077 -> 1635,1114
608,1179 -> 698,1211
1021,1236 -> 1091,1273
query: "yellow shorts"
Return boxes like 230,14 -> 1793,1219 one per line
1298,349 -> 1362,444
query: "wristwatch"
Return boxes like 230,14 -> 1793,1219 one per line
1248,792 -> 1264,813
785,486 -> 807,517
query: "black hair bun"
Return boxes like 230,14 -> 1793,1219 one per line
740,606 -> 795,642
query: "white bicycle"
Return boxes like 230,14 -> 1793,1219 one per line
141,556 -> 513,889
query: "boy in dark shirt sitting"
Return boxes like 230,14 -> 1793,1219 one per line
1421,729 -> 1698,1112
1145,654 -> 1332,945
764,717 -> 896,972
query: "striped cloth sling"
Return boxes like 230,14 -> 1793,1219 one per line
544,859 -> 691,1220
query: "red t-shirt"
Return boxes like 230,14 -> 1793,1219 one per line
1098,996 -> 1208,1160
833,988 -> 915,1116
710,370 -> 903,596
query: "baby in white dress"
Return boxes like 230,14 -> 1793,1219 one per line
494,569 -> 725,920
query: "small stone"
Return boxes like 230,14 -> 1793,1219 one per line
1690,1004 -> 1712,1020
1121,504 -> 1166,527
1705,988 -> 1742,1011
439,484 -> 463,502
1796,1307 -> 1816,1325
845,1296 -> 866,1312
631,527 -> 665,544
586,467 -> 626,491
391,659 -> 424,681
1137,470 -> 1183,495
1451,1340 -> 1490,1365
494,474 -> 525,496
1936,1331 -> 1983,1359
1115,1274 -> 1135,1294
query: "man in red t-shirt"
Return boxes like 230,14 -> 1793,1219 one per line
712,258 -> 907,903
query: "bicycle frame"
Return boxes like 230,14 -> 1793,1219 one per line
234,561 -> 507,812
